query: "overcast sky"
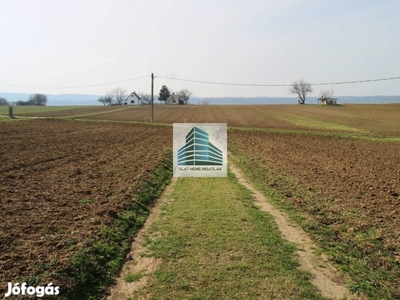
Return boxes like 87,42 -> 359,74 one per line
1,0 -> 399,97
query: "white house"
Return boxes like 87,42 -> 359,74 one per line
124,91 -> 142,105
318,97 -> 338,105
166,93 -> 184,105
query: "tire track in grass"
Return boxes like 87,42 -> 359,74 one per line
106,160 -> 355,299
229,160 -> 355,300
106,177 -> 178,300
128,173 -> 330,299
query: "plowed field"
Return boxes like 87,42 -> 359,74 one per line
0,120 -> 172,296
1,104 -> 399,298
229,130 -> 400,298
75,104 -> 400,137
7,104 -> 400,137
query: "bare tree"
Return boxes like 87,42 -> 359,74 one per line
107,87 -> 127,105
28,94 -> 47,106
176,89 -> 193,105
289,80 -> 313,104
319,89 -> 334,99
202,100 -> 210,105
0,97 -> 8,106
98,96 -> 107,106
98,95 -> 113,106
138,93 -> 151,105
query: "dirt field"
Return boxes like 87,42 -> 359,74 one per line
0,119 -> 172,296
8,104 -> 400,137
229,130 -> 400,298
8,106 -> 122,118
1,104 -> 399,298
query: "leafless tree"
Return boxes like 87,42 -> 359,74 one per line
202,100 -> 210,105
319,89 -> 334,99
28,93 -> 47,106
107,87 -> 127,105
289,80 -> 313,104
98,96 -> 112,106
0,97 -> 8,106
176,89 -> 193,105
138,93 -> 151,105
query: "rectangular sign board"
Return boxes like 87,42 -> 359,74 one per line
173,123 -> 227,177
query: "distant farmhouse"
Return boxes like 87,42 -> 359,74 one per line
166,93 -> 185,105
318,97 -> 338,105
124,91 -> 141,105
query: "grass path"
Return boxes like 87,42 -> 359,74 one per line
229,162 -> 352,299
106,164 -> 356,299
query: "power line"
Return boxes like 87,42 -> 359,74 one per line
156,75 -> 400,87
0,75 -> 149,89
2,74 -> 400,90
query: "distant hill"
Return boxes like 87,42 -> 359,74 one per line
1,92 -> 399,106
0,93 -> 100,106
194,96 -> 400,105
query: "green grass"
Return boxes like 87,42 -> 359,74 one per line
229,127 -> 400,143
51,152 -> 173,300
125,271 -> 144,283
277,113 -> 364,133
58,106 -> 131,119
79,198 -> 93,205
133,171 -> 326,300
0,106 -> 83,115
228,153 -> 399,299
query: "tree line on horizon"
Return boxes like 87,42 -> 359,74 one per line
0,94 -> 48,106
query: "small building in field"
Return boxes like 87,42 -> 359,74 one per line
166,93 -> 185,105
124,91 -> 142,105
318,97 -> 338,105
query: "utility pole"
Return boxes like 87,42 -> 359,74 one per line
151,73 -> 154,123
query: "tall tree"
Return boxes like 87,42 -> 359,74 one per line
289,80 -> 313,104
158,85 -> 171,102
176,89 -> 193,104
28,94 -> 47,106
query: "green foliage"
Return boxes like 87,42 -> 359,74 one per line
158,85 -> 171,101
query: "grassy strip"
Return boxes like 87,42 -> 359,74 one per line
53,118 -> 400,142
57,106 -> 132,119
228,153 -> 399,299
47,152 -> 173,300
0,106 -> 84,115
133,171 -> 326,300
229,127 -> 400,142
75,118 -> 173,127
274,113 -> 364,133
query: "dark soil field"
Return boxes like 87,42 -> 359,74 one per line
73,104 -> 400,137
229,130 -> 400,298
1,104 -> 399,298
9,104 -> 400,137
1,106 -> 120,118
0,119 -> 172,297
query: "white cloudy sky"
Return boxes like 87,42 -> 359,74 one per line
1,0 -> 399,97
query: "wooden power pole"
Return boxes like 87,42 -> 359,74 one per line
151,73 -> 154,123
